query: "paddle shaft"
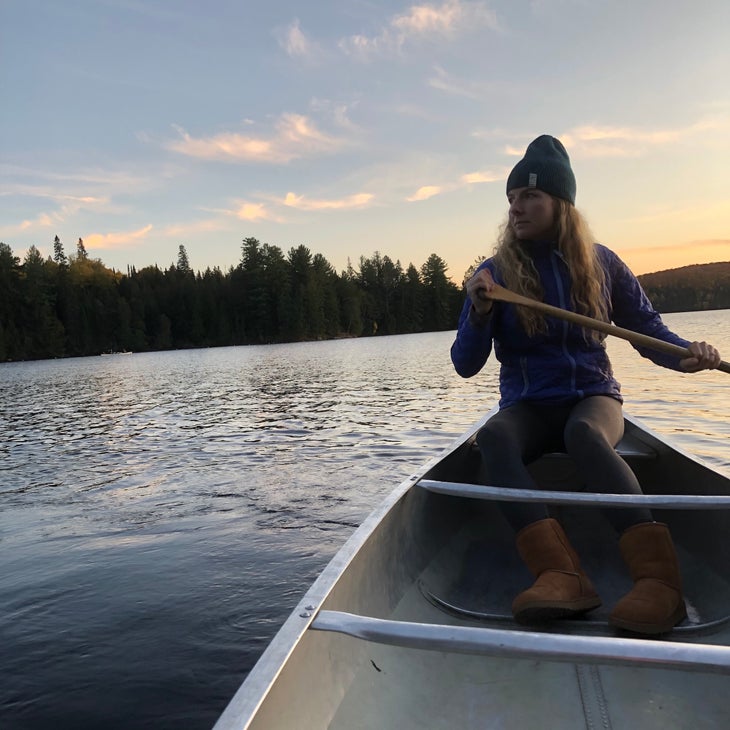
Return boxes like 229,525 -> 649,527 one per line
484,285 -> 730,375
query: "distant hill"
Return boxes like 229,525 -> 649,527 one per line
638,261 -> 730,313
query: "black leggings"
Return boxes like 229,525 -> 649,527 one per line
476,396 -> 652,534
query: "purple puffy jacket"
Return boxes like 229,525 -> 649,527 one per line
450,242 -> 690,409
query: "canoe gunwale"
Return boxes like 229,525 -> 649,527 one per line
418,480 -> 730,509
311,609 -> 730,676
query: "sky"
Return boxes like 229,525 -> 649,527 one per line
2,0 -> 729,283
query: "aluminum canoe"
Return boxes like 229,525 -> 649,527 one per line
214,409 -> 730,729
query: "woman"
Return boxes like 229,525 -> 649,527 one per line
451,135 -> 722,635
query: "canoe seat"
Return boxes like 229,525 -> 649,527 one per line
311,610 -> 730,675
614,433 -> 658,459
469,432 -> 657,460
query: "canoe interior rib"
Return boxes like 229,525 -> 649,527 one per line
214,413 -> 730,730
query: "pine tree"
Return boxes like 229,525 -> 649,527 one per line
420,253 -> 460,331
53,235 -> 68,267
177,244 -> 191,274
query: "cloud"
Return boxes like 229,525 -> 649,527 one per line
498,114 -> 730,161
406,168 -> 500,201
235,202 -> 274,221
0,191 -> 109,236
282,192 -> 374,211
0,165 -> 161,240
84,225 -> 153,250
428,65 -> 484,99
392,0 -> 500,37
393,1 -> 467,35
0,212 -> 57,237
558,116 -> 730,158
26,213 -> 55,228
0,184 -> 106,207
198,200 -> 284,224
168,113 -> 346,164
202,191 -> 372,221
407,185 -> 442,202
276,19 -> 319,59
559,126 -> 682,158
461,170 -> 502,184
339,1 -> 499,59
309,98 -> 361,132
0,183 -> 110,225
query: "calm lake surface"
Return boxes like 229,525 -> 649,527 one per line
2,310 -> 729,729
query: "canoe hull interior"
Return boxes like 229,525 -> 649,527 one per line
214,414 -> 730,729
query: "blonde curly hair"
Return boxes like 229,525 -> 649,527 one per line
492,198 -> 608,338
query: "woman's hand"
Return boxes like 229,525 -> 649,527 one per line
680,341 -> 722,372
466,268 -> 497,317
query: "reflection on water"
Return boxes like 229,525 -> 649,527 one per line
1,311 -> 728,728
605,310 -> 730,474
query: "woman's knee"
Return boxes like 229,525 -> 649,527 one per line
563,416 -> 602,451
564,398 -> 624,450
476,422 -> 518,463
567,396 -> 623,448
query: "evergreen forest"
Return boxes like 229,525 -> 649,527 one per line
0,236 -> 464,362
637,262 -> 730,314
2,235 -> 727,363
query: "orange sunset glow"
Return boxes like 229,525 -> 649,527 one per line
618,240 -> 729,277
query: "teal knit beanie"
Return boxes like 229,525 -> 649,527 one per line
506,135 -> 576,204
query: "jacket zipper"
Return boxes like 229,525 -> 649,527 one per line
551,253 -> 582,398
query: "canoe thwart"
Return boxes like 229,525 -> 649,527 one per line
311,610 -> 730,675
417,480 -> 730,509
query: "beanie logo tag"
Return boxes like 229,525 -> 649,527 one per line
528,173 -> 537,188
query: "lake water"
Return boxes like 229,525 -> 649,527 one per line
2,310 -> 728,729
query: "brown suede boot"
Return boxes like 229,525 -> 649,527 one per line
609,522 -> 687,635
512,518 -> 601,624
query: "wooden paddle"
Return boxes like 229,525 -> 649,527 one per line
482,284 -> 730,374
